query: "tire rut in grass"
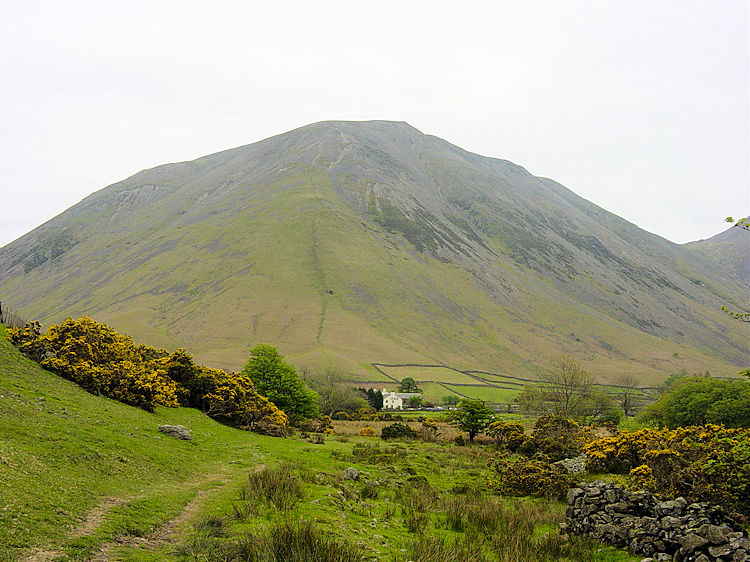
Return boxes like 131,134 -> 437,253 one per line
89,473 -> 234,561
22,497 -> 129,562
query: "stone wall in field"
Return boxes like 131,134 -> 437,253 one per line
561,481 -> 749,561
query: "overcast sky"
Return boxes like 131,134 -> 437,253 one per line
1,0 -> 747,247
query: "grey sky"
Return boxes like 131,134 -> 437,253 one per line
1,0 -> 747,247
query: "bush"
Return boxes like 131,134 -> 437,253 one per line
487,420 -> 531,452
488,456 -> 575,499
9,317 -> 179,412
420,418 -> 440,442
359,427 -> 375,437
297,415 -> 333,434
585,425 -> 750,515
641,376 -> 750,428
532,415 -> 587,461
7,317 -> 288,431
380,422 -> 418,440
242,344 -> 319,425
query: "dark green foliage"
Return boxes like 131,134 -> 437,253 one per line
380,422 -> 419,440
242,343 -> 319,425
397,377 -> 420,393
641,376 -> 750,428
406,395 -> 423,408
443,398 -> 494,442
361,388 -> 383,410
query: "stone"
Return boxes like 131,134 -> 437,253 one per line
660,516 -> 681,530
567,487 -> 584,503
564,482 -> 749,561
342,467 -> 360,481
157,425 -> 191,440
679,533 -> 708,554
708,544 -> 733,558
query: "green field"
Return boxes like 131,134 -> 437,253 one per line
440,384 -> 521,404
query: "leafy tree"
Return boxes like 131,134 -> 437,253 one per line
242,344 -> 319,425
442,395 -> 459,405
406,395 -> 423,408
397,377 -> 421,393
640,376 -> 750,428
444,398 -> 494,442
578,388 -> 623,425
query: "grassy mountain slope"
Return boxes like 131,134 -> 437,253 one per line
0,121 -> 746,383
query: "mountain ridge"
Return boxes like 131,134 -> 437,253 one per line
1,120 -> 746,383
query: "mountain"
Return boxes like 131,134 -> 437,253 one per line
0,120 -> 746,384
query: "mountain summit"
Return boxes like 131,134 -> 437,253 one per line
0,121 -> 746,382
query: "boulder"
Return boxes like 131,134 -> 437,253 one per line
342,467 -> 360,481
157,425 -> 192,440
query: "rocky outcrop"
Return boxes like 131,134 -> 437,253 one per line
561,481 -> 749,561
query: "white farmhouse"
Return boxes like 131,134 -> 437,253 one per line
380,388 -> 421,410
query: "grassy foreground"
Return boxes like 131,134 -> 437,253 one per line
0,326 -> 638,561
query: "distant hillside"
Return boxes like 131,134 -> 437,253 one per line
0,120 -> 746,383
684,222 -> 750,283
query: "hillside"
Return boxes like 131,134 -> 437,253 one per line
0,327 -> 641,561
0,121 -> 746,384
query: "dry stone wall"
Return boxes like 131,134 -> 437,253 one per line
561,481 -> 749,561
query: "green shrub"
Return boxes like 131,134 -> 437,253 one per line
380,422 -> 418,440
488,456 -> 575,499
641,376 -> 750,428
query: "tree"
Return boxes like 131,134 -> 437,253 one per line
397,377 -> 421,393
640,376 -> 750,428
444,398 -> 495,442
302,367 -> 366,415
614,374 -> 641,416
365,388 -> 384,410
517,355 -> 595,421
406,395 -> 423,408
242,344 -> 319,425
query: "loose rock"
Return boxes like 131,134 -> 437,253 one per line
157,425 -> 192,440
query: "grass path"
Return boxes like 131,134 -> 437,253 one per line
90,470 -> 237,561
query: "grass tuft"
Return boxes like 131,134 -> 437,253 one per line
233,463 -> 304,517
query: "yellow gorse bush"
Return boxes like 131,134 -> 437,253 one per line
8,318 -> 287,431
585,424 -> 750,516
